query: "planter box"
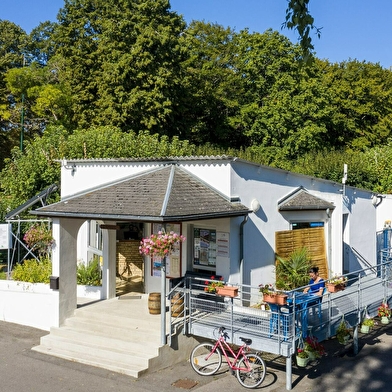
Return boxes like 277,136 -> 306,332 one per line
216,286 -> 238,297
263,293 -> 277,304
327,283 -> 345,293
77,284 -> 103,299
276,294 -> 288,305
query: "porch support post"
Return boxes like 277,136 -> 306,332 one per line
52,217 -> 84,326
161,256 -> 167,345
286,356 -> 292,390
101,224 -> 117,299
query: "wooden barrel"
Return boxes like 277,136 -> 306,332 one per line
148,292 -> 161,314
171,294 -> 184,317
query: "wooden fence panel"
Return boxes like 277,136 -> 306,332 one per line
275,227 -> 328,278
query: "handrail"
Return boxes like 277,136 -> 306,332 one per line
351,246 -> 378,274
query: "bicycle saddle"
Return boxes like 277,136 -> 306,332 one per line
240,337 -> 252,345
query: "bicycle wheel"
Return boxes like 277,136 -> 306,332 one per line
236,353 -> 266,388
190,342 -> 222,376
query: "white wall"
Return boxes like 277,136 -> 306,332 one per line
61,158 -> 381,293
229,160 -> 375,286
0,280 -> 59,330
60,160 -> 163,198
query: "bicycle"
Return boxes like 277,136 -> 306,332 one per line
189,326 -> 266,388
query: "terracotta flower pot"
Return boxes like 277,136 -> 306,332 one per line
327,283 -> 345,293
263,293 -> 277,304
276,294 -> 288,305
216,286 -> 238,298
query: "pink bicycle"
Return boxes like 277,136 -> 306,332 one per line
190,327 -> 266,388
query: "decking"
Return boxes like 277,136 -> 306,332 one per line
170,260 -> 392,390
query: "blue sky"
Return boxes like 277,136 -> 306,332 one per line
2,0 -> 392,69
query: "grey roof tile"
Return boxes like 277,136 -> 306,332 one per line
33,165 -> 250,221
278,187 -> 335,211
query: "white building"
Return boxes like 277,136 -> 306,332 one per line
31,156 -> 390,328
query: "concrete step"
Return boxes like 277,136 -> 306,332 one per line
32,296 -> 168,378
63,317 -> 161,345
33,337 -> 148,377
44,326 -> 160,356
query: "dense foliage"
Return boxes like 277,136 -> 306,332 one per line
12,257 -> 52,283
1,0 -> 392,218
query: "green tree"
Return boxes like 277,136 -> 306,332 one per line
54,0 -> 186,134
179,21 -> 245,147
0,21 -> 29,168
284,0 -> 321,63
322,60 -> 392,150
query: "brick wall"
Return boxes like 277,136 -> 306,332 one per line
116,240 -> 144,279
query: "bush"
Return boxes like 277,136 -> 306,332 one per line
77,256 -> 101,286
12,257 -> 52,283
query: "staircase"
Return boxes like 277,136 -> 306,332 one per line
32,294 -> 171,377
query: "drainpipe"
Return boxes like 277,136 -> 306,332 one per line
240,216 -> 248,289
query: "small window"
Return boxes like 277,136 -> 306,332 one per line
292,222 -> 324,230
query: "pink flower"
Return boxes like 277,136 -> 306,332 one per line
139,231 -> 186,258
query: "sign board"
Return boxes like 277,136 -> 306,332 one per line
0,224 -> 11,250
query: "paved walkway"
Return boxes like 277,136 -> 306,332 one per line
1,319 -> 391,392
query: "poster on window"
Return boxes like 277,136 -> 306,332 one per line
193,228 -> 217,266
151,223 -> 182,278
217,232 -> 230,257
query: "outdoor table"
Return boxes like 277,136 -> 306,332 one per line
268,292 -> 320,339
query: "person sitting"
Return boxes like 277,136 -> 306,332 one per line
303,266 -> 325,297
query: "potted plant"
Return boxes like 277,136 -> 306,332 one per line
360,318 -> 375,333
275,247 -> 312,291
336,319 -> 351,344
204,276 -> 224,294
377,302 -> 391,324
304,336 -> 324,360
327,275 -> 348,293
296,348 -> 309,367
259,283 -> 276,303
216,285 -> 239,297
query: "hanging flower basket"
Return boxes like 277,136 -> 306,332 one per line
296,349 -> 309,367
139,230 -> 186,258
216,286 -> 239,298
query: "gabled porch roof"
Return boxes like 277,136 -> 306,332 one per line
278,186 -> 336,211
32,165 -> 251,222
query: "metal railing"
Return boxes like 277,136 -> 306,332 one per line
169,256 -> 392,353
167,256 -> 392,391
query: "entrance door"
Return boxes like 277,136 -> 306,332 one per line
116,222 -> 144,295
